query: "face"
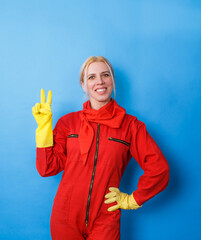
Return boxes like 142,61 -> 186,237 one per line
82,61 -> 113,110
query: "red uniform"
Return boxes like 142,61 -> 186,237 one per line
36,100 -> 169,240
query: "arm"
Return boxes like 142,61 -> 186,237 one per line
32,89 -> 67,177
105,119 -> 169,211
130,119 -> 170,206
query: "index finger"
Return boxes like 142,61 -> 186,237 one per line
47,90 -> 52,106
40,89 -> 45,104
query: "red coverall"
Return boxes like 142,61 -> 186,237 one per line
36,107 -> 169,240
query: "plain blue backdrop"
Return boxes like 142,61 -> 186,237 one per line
0,0 -> 201,239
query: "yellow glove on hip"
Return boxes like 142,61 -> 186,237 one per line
32,89 -> 53,148
104,187 -> 142,212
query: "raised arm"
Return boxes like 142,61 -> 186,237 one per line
32,89 -> 67,177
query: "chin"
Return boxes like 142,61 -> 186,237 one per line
96,96 -> 111,102
89,95 -> 111,105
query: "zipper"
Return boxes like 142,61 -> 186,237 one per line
85,123 -> 100,227
108,137 -> 130,146
67,134 -> 78,138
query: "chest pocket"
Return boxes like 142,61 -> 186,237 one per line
66,134 -> 81,161
98,136 -> 130,169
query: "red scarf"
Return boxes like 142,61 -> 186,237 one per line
79,98 -> 126,165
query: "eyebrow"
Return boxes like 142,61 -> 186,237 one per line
87,71 -> 110,76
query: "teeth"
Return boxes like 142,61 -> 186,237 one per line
96,88 -> 106,92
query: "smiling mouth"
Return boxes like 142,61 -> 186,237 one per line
96,88 -> 107,92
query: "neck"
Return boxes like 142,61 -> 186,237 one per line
89,98 -> 112,110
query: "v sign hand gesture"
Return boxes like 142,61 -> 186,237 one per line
32,89 -> 53,147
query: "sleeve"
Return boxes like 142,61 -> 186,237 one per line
129,119 -> 169,206
36,117 -> 68,177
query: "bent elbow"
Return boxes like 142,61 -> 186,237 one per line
36,161 -> 49,177
36,166 -> 48,177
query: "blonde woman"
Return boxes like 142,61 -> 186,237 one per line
32,56 -> 169,240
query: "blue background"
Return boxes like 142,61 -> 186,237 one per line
1,0 -> 201,239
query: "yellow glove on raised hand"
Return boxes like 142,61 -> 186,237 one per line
104,187 -> 142,212
32,89 -> 53,147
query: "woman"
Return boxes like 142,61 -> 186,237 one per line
32,56 -> 169,240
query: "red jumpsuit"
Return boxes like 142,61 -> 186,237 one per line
36,102 -> 169,240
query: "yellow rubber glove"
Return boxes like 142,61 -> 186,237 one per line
32,89 -> 53,147
104,187 -> 142,212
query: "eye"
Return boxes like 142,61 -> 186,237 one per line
103,73 -> 110,77
88,75 -> 95,80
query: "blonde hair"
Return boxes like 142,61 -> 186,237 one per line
79,56 -> 116,98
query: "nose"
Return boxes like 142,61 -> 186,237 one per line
97,75 -> 104,84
